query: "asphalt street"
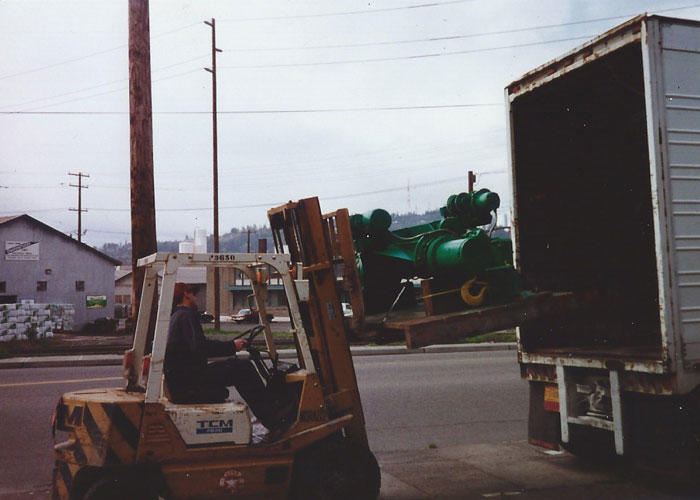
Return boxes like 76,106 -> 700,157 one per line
0,352 -> 696,499
0,351 -> 523,497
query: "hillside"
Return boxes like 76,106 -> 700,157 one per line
99,209 -> 457,262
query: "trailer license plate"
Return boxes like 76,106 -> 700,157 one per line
543,384 -> 559,412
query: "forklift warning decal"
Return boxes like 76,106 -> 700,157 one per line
196,419 -> 234,434
219,469 -> 245,494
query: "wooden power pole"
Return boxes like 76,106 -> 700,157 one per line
128,0 -> 157,320
68,172 -> 89,242
205,18 -> 222,330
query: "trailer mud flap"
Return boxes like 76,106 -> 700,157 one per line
528,382 -> 560,450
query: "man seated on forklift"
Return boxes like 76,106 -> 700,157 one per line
164,282 -> 284,432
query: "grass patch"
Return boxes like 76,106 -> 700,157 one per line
460,329 -> 516,343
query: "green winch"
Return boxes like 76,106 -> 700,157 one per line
350,189 -> 520,314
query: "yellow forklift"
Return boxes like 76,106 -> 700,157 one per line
51,199 -> 380,499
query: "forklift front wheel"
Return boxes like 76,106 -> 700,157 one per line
81,473 -> 160,500
290,438 -> 380,500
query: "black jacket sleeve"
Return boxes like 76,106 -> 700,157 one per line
203,336 -> 237,358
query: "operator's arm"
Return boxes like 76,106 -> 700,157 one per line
203,336 -> 237,358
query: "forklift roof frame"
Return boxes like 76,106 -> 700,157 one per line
132,252 -> 315,404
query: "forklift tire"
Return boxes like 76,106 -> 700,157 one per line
82,476 -> 156,500
290,438 -> 380,500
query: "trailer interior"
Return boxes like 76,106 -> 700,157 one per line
510,41 -> 663,360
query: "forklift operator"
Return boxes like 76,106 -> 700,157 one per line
164,282 -> 282,431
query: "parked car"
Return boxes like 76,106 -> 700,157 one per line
232,308 -> 254,323
198,312 -> 214,323
232,308 -> 274,323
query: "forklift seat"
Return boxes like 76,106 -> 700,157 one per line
161,377 -> 229,404
162,376 -> 229,404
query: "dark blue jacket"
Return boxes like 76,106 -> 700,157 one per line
164,306 -> 236,396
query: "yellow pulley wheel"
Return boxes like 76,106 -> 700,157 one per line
460,277 -> 487,306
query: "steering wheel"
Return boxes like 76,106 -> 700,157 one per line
232,325 -> 266,352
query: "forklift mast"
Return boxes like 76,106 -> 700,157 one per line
269,197 -> 368,445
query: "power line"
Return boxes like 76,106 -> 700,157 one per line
219,35 -> 594,69
221,2 -> 700,52
80,174 -> 504,212
16,68 -> 200,112
0,31 -> 592,114
0,54 -> 209,111
2,29 -> 585,112
4,174 -> 498,215
0,22 -> 200,82
0,1 -> 469,84
0,102 -> 501,115
218,0 -> 475,23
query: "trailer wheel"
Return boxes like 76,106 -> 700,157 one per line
82,475 -> 156,500
291,438 -> 380,500
561,425 -> 617,463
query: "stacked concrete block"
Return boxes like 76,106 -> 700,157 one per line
50,303 -> 75,331
0,302 -> 75,341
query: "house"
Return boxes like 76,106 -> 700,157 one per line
0,214 -> 120,330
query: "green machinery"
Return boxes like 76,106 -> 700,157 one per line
350,189 -> 520,314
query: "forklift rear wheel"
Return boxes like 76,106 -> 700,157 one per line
82,475 -> 156,500
291,438 -> 381,500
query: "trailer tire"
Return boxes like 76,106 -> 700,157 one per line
561,425 -> 617,463
291,438 -> 380,500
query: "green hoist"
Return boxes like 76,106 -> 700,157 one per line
350,189 -> 520,314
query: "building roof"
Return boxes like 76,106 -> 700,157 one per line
115,266 -> 132,281
0,214 -> 121,265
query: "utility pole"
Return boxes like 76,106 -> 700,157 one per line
68,172 -> 89,242
129,0 -> 157,321
204,18 -> 223,330
468,170 -> 477,193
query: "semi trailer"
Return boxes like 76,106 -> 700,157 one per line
508,14 -> 700,472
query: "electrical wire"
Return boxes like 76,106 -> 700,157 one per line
2,175 -> 476,214
17,68 -> 201,112
219,35 -> 594,70
11,2 -> 700,112
217,0 -> 475,22
0,102 -> 500,115
0,54 -> 209,111
0,30 -> 591,114
0,22 -> 200,82
221,2 -> 700,52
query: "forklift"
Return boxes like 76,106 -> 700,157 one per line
51,243 -> 380,498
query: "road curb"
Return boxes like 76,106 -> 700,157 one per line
0,343 -> 517,369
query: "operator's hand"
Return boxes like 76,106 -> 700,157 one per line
234,338 -> 248,351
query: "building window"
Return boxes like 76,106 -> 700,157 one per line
75,280 -> 85,292
37,281 -> 47,292
0,281 -> 5,293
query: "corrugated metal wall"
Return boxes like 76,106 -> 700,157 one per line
660,20 -> 700,361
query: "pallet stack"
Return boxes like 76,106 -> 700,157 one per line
0,301 -> 75,341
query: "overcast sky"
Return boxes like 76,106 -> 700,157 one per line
2,0 -> 699,247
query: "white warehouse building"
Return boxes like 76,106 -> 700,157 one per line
0,214 -> 120,330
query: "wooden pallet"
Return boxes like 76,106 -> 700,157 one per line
374,292 -> 582,349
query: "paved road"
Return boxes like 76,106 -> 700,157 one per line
358,352 -> 527,452
0,352 -> 695,499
